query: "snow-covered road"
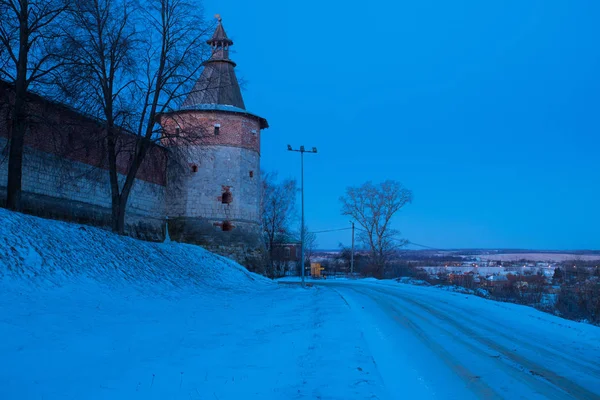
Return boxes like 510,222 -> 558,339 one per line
2,278 -> 600,399
321,281 -> 600,400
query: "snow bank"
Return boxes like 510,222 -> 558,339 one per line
0,208 -> 271,293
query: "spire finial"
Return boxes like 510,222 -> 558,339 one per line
207,14 -> 232,47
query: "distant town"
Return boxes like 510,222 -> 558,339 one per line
294,249 -> 599,324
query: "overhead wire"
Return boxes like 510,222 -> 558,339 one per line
309,227 -> 352,234
308,223 -> 448,253
345,226 -> 447,251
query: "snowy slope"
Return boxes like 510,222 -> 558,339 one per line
0,210 -> 386,400
0,208 -> 268,292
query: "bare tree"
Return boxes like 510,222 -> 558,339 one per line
62,0 -> 211,234
303,227 -> 317,265
60,0 -> 146,233
340,180 -> 412,278
260,172 -> 297,271
0,0 -> 70,210
112,0 -> 211,234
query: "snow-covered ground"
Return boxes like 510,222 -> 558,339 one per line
2,209 -> 600,399
324,280 -> 600,399
1,278 -> 390,399
0,210 -> 385,399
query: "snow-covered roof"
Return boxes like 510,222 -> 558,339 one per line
487,275 -> 509,281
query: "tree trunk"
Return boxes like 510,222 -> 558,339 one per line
111,193 -> 121,233
107,130 -> 121,233
116,195 -> 127,235
269,237 -> 275,273
6,0 -> 30,211
6,106 -> 26,210
113,141 -> 147,236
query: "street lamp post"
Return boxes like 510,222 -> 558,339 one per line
287,144 -> 317,287
350,220 -> 355,277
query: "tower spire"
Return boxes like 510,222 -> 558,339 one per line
182,15 -> 245,109
207,14 -> 233,59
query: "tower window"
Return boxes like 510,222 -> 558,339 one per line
175,127 -> 181,135
222,191 -> 232,204
251,129 -> 257,135
214,124 -> 220,135
222,221 -> 233,231
191,164 -> 198,173
249,170 -> 254,178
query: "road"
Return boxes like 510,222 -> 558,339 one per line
316,281 -> 600,400
3,272 -> 600,399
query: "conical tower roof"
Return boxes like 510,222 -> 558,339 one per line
182,16 -> 245,110
209,17 -> 233,46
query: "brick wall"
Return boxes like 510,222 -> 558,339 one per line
0,137 -> 166,239
159,110 -> 261,154
0,81 -> 167,185
0,82 -> 167,239
0,81 -> 268,266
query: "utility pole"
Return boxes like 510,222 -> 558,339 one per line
287,145 -> 317,287
350,220 -> 355,277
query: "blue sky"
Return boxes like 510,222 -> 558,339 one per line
204,0 -> 600,250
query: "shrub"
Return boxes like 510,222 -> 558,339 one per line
556,281 -> 600,324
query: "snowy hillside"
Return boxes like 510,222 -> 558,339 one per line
0,208 -> 268,292
0,210 -> 383,400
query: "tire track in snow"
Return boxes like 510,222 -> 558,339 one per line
364,290 -> 503,400
365,286 -> 598,400
335,286 -> 502,400
362,287 -> 578,400
404,289 -> 600,374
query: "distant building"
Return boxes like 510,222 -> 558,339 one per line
272,242 -> 301,276
485,275 -> 509,287
272,243 -> 301,262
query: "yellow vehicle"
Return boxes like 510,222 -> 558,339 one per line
310,263 -> 324,278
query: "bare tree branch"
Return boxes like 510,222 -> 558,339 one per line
57,0 -> 210,234
260,171 -> 298,276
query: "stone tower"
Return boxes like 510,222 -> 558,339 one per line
160,17 -> 268,267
